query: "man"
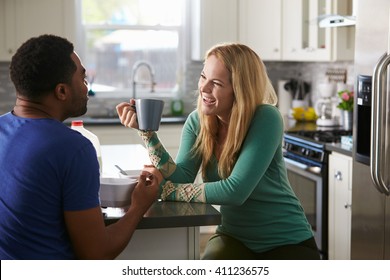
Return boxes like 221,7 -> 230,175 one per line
0,34 -> 160,259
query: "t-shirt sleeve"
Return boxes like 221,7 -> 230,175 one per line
62,142 -> 100,211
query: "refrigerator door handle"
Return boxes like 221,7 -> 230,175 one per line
371,52 -> 390,195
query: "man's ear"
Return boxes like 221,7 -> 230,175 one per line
54,83 -> 68,101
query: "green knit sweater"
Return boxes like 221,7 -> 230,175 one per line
139,105 -> 313,253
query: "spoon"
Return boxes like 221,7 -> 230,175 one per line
114,165 -> 127,176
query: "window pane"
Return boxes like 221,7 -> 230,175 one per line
82,0 -> 183,96
85,29 -> 178,91
82,0 -> 182,26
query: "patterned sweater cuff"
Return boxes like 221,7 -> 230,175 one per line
161,181 -> 206,203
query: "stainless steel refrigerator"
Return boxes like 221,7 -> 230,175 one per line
351,0 -> 390,259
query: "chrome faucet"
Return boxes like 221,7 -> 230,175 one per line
131,61 -> 156,99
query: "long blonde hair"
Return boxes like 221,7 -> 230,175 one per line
194,43 -> 277,179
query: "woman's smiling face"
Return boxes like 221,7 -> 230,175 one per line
198,54 -> 235,122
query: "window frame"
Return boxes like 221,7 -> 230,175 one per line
79,0 -> 188,100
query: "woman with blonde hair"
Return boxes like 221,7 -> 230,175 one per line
116,43 -> 320,260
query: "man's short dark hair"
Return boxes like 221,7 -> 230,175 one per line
9,34 -> 77,100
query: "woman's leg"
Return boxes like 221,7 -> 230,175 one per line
201,233 -> 257,260
255,237 -> 321,260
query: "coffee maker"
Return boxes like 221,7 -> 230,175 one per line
315,83 -> 339,126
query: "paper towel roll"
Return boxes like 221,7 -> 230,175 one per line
277,80 -> 292,117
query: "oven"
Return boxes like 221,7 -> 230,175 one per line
283,130 -> 352,260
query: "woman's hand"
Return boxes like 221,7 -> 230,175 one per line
116,99 -> 138,129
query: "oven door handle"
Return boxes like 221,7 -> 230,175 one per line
284,157 -> 322,177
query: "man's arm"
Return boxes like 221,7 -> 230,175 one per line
64,173 -> 159,259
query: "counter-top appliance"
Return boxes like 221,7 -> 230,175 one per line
350,0 -> 390,259
315,83 -> 339,127
283,129 -> 352,259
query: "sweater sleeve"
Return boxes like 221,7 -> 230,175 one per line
138,111 -> 202,182
141,106 -> 284,205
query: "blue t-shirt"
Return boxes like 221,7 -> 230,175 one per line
0,112 -> 100,259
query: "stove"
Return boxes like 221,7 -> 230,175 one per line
286,129 -> 352,144
282,129 -> 352,259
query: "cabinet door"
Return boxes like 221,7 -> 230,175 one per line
0,0 -> 14,61
328,152 -> 352,260
0,0 -> 77,61
238,0 -> 282,60
282,0 -> 329,61
191,0 -> 238,61
282,0 -> 354,61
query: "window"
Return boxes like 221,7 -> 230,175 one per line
81,0 -> 185,98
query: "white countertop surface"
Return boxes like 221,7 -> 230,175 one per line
100,144 -> 151,177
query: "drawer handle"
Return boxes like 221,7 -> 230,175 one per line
334,171 -> 343,181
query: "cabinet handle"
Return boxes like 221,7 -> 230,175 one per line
334,171 -> 343,181
304,47 -> 316,52
344,203 -> 351,209
273,48 -> 279,52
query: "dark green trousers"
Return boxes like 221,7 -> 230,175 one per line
201,233 -> 321,260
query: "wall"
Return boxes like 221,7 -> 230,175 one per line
185,60 -> 354,108
0,62 -> 14,114
0,60 -> 354,116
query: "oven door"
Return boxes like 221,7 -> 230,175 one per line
283,157 -> 326,258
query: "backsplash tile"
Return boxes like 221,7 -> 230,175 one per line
0,60 -> 354,116
185,60 -> 354,107
0,62 -> 15,115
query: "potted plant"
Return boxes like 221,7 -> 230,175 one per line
337,90 -> 354,130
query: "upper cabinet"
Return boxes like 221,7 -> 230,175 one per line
190,0 -> 238,61
238,0 -> 355,61
0,0 -> 78,61
282,0 -> 355,61
239,0 -> 282,61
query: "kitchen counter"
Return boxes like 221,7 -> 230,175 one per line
326,143 -> 352,157
100,144 -> 221,259
64,115 -> 187,126
103,201 -> 221,229
101,144 -> 221,229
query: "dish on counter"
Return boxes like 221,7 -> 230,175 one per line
99,177 -> 137,208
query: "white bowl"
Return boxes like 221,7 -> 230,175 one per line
99,177 -> 137,208
118,169 -> 142,180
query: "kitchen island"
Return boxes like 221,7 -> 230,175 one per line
101,144 -> 221,260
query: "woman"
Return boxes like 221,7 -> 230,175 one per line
116,43 -> 320,260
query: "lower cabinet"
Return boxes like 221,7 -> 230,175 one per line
328,152 -> 352,260
116,227 -> 200,260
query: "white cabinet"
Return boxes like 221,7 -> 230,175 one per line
282,0 -> 354,61
0,0 -> 78,61
238,0 -> 354,61
190,0 -> 238,61
238,0 -> 282,60
328,152 -> 352,260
